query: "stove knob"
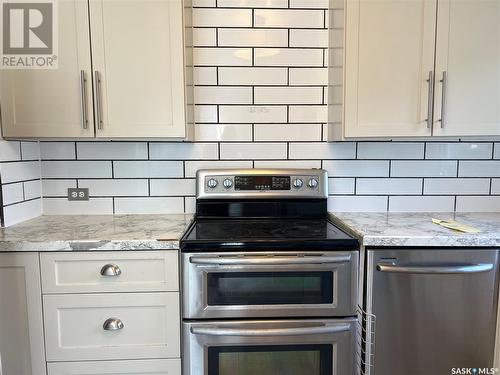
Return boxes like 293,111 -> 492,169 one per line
292,178 -> 303,189
223,178 -> 233,189
207,178 -> 218,189
308,178 -> 319,189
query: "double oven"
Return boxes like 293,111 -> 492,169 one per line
181,169 -> 360,375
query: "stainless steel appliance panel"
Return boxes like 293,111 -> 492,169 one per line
182,251 -> 358,319
368,248 -> 499,375
183,318 -> 357,375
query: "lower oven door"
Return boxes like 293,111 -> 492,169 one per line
182,251 -> 358,319
183,318 -> 356,375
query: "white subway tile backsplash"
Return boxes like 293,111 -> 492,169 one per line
289,68 -> 327,86
426,143 -> 493,159
456,196 -> 500,212
255,48 -> 323,67
356,178 -> 422,195
495,144 -> 500,159
43,198 -> 113,215
114,197 -> 184,214
328,178 -> 355,195
220,105 -> 287,123
2,183 -> 24,205
289,142 -> 355,159
492,179 -> 500,194
185,160 -> 253,177
324,160 -> 390,177
195,124 -> 253,141
0,141 -> 21,162
3,199 -> 41,227
193,8 -> 252,27
218,67 -> 288,86
254,124 -> 322,141
150,179 -> 196,196
193,0 -> 215,6
21,142 -> 40,160
220,143 -> 287,160
254,9 -> 324,28
328,196 -> 388,212
78,179 -> 148,197
459,161 -> 500,177
195,105 -> 218,123
194,67 -> 218,85
42,180 -> 77,197
113,161 -> 183,178
150,143 -> 218,160
77,142 -> 148,160
289,0 -> 328,8
289,29 -> 328,48
217,0 -> 288,7
40,142 -> 76,160
358,142 -> 424,159
24,180 -> 42,201
193,28 -> 217,46
254,87 -> 323,104
391,161 -> 457,177
254,160 -> 322,169
194,48 -> 252,66
424,178 -> 491,195
389,196 -> 455,212
42,161 -> 112,179
195,86 -> 253,104
218,29 -> 288,47
289,106 -> 327,123
0,161 -> 40,183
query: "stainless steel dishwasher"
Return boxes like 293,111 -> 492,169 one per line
367,248 -> 499,375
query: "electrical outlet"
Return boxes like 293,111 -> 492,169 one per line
67,188 -> 89,201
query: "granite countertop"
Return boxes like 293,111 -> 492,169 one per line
329,212 -> 500,248
0,214 -> 193,252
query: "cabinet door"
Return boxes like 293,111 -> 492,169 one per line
433,0 -> 500,136
0,0 -> 93,138
344,0 -> 437,137
89,0 -> 186,138
0,253 -> 46,375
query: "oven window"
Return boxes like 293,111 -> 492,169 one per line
208,345 -> 332,375
207,272 -> 333,305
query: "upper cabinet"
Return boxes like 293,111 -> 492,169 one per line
338,0 -> 500,139
433,0 -> 500,137
0,0 -> 189,139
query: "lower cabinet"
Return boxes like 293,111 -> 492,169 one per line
47,359 -> 181,375
0,253 -> 46,375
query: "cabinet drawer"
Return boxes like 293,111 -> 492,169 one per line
40,251 -> 178,293
47,359 -> 181,375
43,293 -> 180,361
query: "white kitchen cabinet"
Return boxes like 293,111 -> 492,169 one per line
1,0 -> 188,139
343,0 -> 437,138
0,0 -> 93,138
433,0 -> 500,136
47,359 -> 181,375
89,0 -> 187,138
0,253 -> 46,375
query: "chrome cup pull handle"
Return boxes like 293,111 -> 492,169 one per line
100,264 -> 122,277
103,318 -> 124,331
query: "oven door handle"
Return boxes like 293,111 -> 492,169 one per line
189,254 -> 351,266
190,324 -> 351,337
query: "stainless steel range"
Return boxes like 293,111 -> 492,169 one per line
180,169 -> 360,375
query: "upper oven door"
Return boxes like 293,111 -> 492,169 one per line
182,251 -> 358,319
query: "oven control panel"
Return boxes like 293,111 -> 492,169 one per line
197,169 -> 328,199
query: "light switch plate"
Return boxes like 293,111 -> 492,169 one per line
67,188 -> 89,201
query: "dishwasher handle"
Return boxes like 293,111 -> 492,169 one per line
376,263 -> 494,274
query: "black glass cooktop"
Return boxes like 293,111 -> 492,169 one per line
180,219 -> 358,252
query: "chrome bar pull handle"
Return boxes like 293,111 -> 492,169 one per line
190,323 -> 351,337
438,71 -> 447,128
94,70 -> 103,130
103,318 -> 124,331
376,263 -> 493,274
425,70 -> 434,129
100,264 -> 122,277
80,70 -> 88,130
